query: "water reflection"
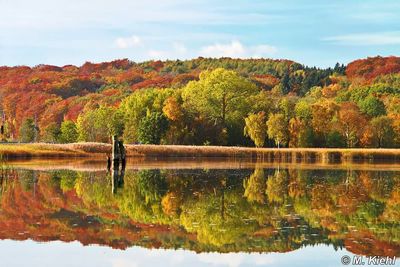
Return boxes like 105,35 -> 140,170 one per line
0,163 -> 399,258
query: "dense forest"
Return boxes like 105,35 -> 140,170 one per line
1,56 -> 400,148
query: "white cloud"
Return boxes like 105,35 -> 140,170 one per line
115,35 -> 142,49
139,40 -> 278,61
201,41 -> 245,57
142,41 -> 277,61
200,41 -> 277,58
323,32 -> 400,45
145,43 -> 188,60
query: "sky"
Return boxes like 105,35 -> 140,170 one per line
0,0 -> 399,68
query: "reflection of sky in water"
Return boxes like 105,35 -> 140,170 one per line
2,240 -> 394,267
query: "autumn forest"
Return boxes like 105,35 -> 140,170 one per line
1,56 -> 400,148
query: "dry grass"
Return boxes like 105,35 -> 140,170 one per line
127,145 -> 400,159
1,143 -> 400,162
0,142 -> 111,159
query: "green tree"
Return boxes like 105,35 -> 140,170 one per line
370,116 -> 394,148
76,106 -> 123,143
326,131 -> 346,148
294,100 -> 312,122
244,112 -> 266,147
120,88 -> 174,143
42,123 -> 61,143
267,113 -> 288,148
182,68 -> 259,131
60,120 -> 78,143
19,118 -> 36,142
137,112 -> 169,144
359,96 -> 386,117
279,97 -> 296,122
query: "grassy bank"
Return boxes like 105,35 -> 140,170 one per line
1,143 -> 400,163
126,145 -> 400,163
0,143 -> 110,159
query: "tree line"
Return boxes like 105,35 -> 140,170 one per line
17,66 -> 400,148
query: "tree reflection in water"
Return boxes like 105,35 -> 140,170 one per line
0,166 -> 399,257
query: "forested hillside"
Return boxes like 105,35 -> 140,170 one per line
0,56 -> 399,148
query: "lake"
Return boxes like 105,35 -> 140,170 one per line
0,158 -> 399,267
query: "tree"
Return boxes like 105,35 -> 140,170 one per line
389,114 -> 400,147
280,70 -> 290,94
288,118 -> 314,147
60,120 -> 78,143
279,97 -> 296,122
137,112 -> 169,144
370,116 -> 394,148
267,113 -> 288,148
42,122 -> 61,143
359,96 -> 386,117
182,68 -> 259,133
162,96 -> 192,145
120,88 -> 174,143
163,96 -> 183,122
337,102 -> 366,147
326,131 -> 346,148
311,100 -> 338,141
294,100 -> 312,122
19,118 -> 36,142
244,112 -> 266,147
76,106 -> 123,143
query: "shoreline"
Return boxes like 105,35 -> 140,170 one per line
7,157 -> 400,172
1,143 -> 400,163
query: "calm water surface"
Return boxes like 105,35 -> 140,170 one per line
0,159 -> 399,267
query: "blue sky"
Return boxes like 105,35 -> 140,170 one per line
0,0 -> 399,67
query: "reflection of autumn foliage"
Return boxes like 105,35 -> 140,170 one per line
345,232 -> 400,257
382,186 -> 400,222
0,167 -> 399,256
266,170 -> 288,204
161,192 -> 182,216
311,184 -> 336,215
244,168 -> 266,204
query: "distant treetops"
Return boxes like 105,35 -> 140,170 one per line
1,56 -> 399,148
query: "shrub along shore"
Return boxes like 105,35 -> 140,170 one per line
1,143 -> 400,163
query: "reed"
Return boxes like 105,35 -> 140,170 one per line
0,143 -> 110,159
0,143 -> 399,163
